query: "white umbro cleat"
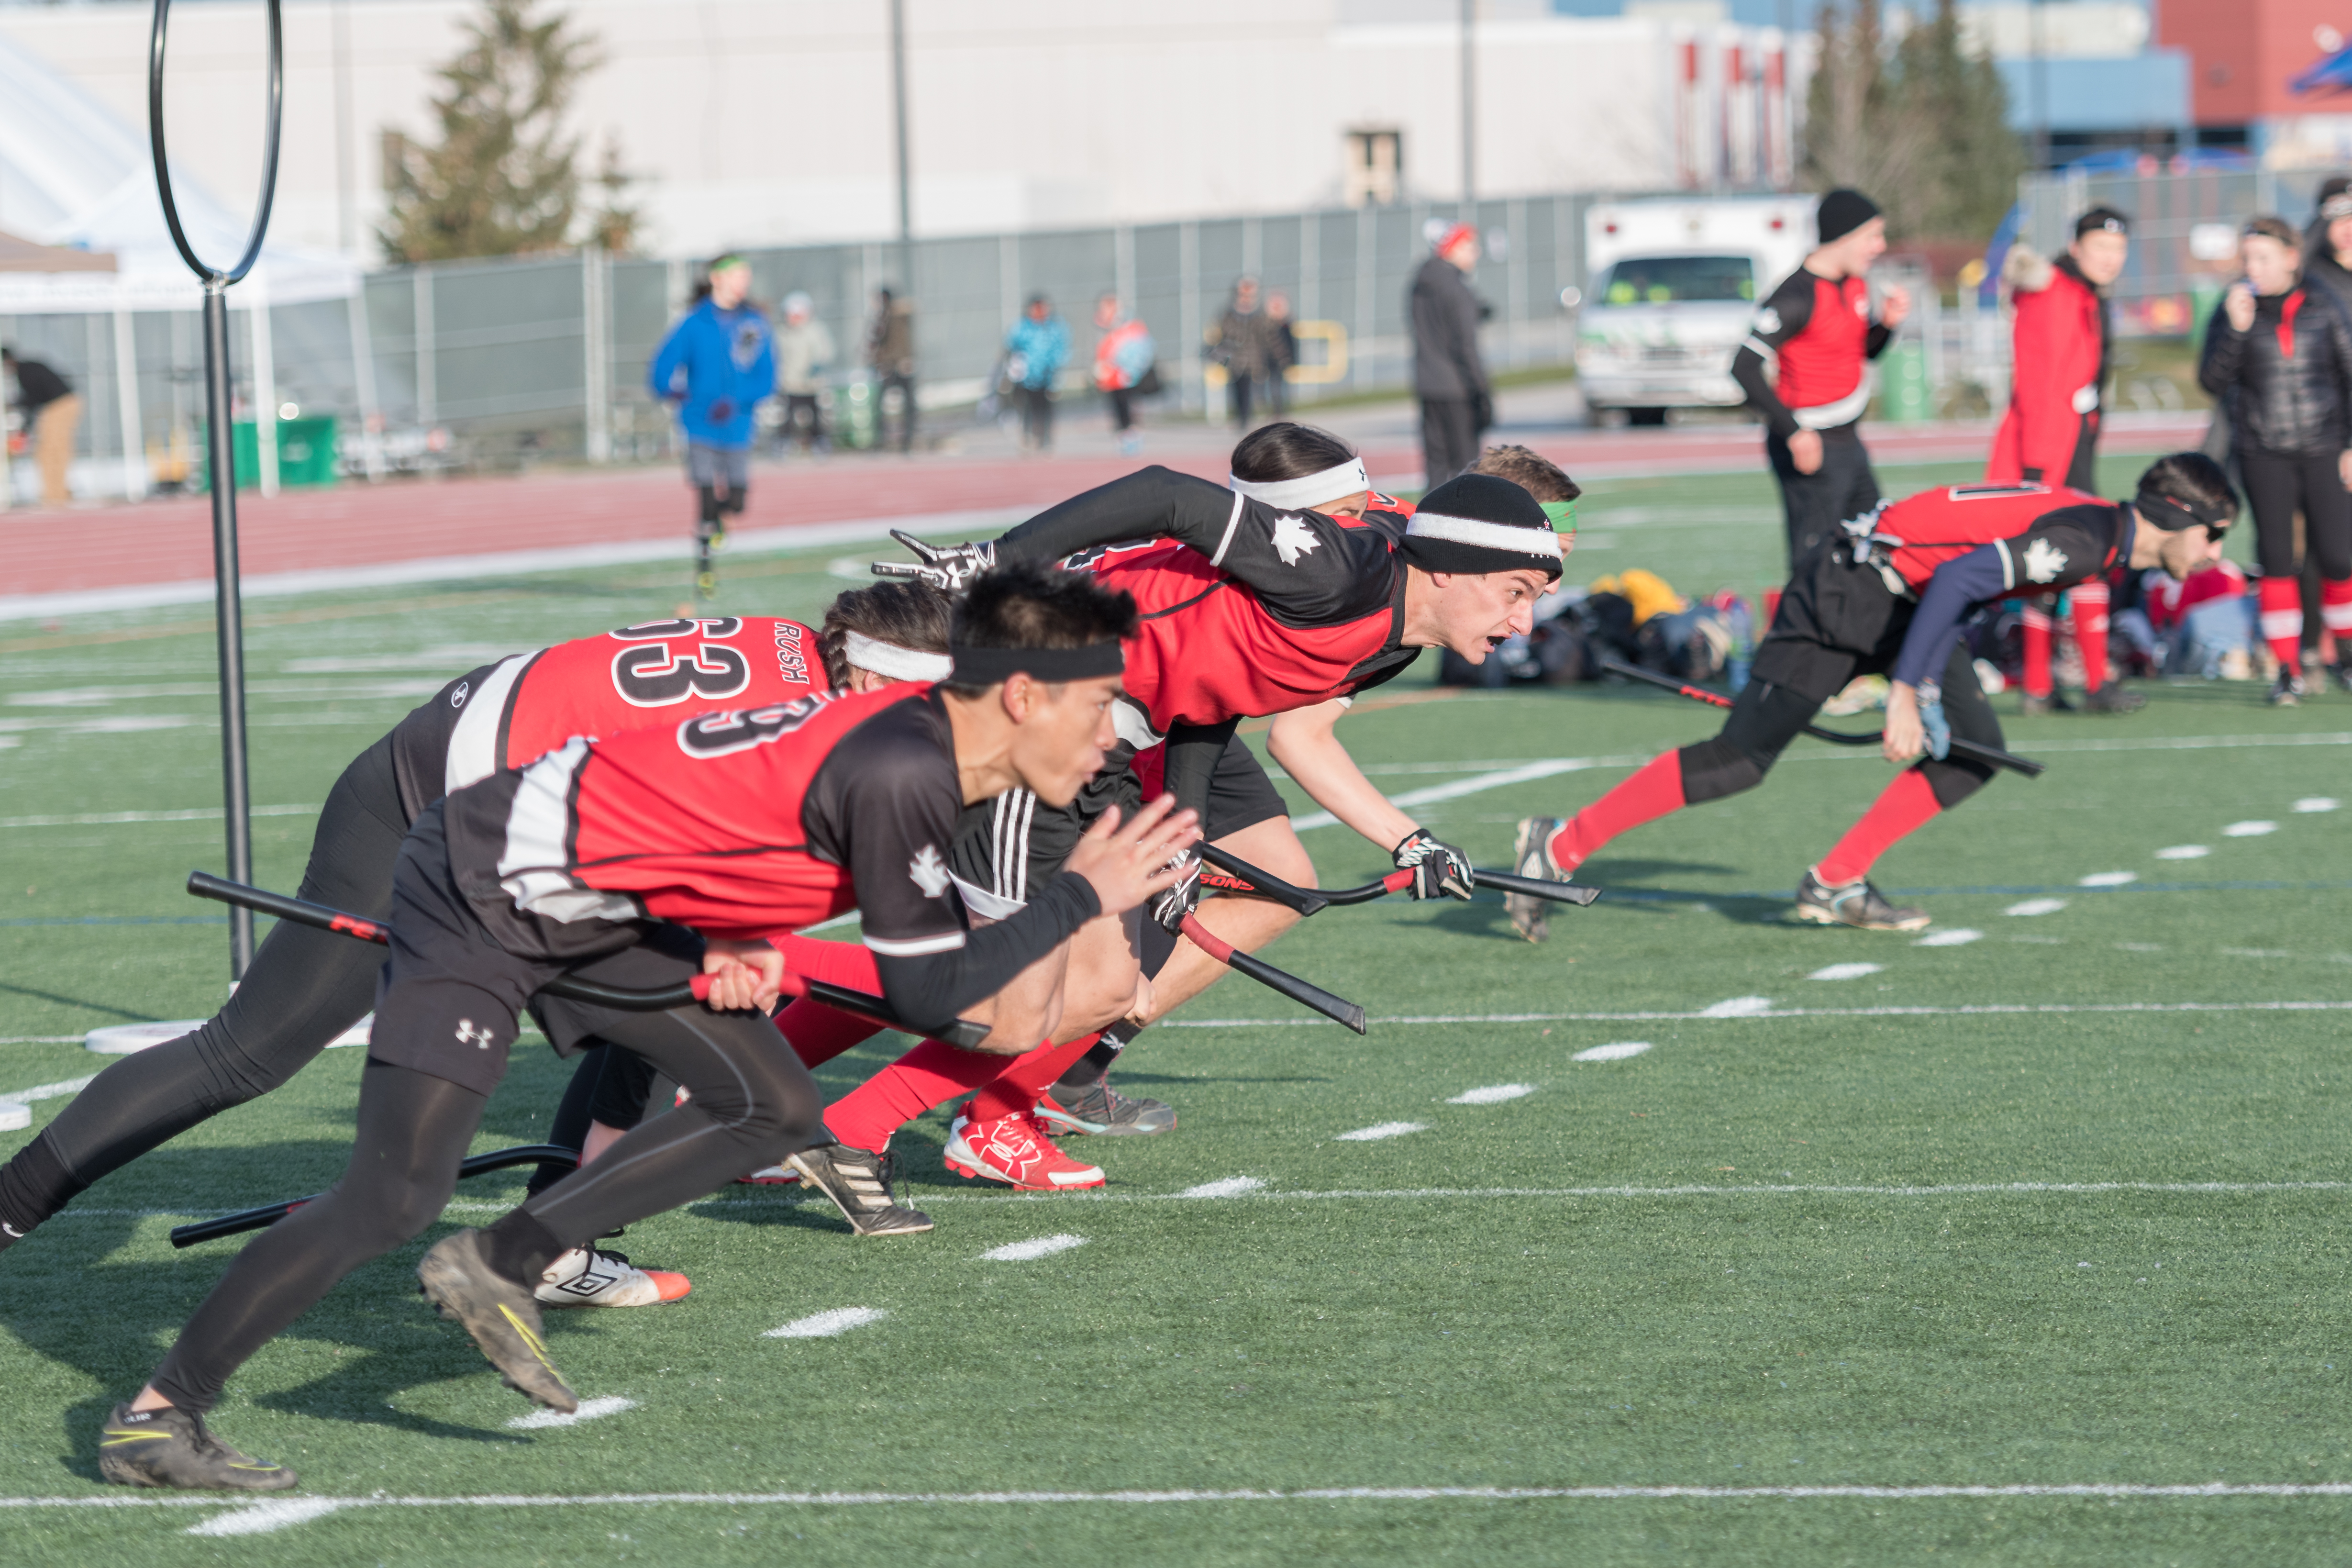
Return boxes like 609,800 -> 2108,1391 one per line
533,1245 -> 691,1309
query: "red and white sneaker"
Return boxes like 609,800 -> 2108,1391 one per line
943,1105 -> 1106,1190
736,1164 -> 799,1185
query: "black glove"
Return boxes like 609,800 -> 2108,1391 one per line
1393,828 -> 1474,901
871,528 -> 998,593
1151,850 -> 1203,934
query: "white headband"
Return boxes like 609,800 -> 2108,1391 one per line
1228,458 -> 1371,511
843,629 -> 954,683
1405,511 -> 1565,559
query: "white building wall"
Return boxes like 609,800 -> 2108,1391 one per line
0,0 -> 1806,260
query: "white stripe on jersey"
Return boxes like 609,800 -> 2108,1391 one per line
865,929 -> 968,956
445,653 -> 533,795
495,736 -> 641,924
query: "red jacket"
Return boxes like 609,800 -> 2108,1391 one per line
1988,252 -> 2107,486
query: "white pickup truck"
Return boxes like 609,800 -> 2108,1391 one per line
1575,196 -> 1816,424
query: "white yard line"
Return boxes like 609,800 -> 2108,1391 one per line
0,804 -> 318,829
981,1234 -> 1088,1261
1161,999 -> 2352,1029
1289,756 -> 1646,831
508,1397 -> 637,1431
766,1307 -> 888,1339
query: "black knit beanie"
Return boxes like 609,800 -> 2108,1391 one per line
1816,189 -> 1881,245
1400,474 -> 1564,580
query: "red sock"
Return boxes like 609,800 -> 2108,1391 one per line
824,1038 -> 1008,1153
968,1034 -> 1103,1124
2260,576 -> 2305,676
772,1000 -> 881,1070
1814,768 -> 1942,886
2321,577 -> 2352,651
2071,580 -> 2110,692
2020,601 -> 2053,698
1545,750 -> 1685,872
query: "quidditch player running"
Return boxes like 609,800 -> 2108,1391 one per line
1507,453 -> 2238,935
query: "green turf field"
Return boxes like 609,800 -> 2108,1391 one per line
4,456 -> 2351,1564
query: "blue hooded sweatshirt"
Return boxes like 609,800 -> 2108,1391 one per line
649,299 -> 777,449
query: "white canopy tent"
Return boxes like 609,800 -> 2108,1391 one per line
0,28 -> 365,501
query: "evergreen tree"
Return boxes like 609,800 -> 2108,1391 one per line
1802,0 -> 2026,244
378,0 -> 604,263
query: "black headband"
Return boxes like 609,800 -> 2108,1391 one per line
948,640 -> 1125,685
2134,490 -> 2234,531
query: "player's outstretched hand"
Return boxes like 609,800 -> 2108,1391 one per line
1065,795 -> 1202,919
871,529 -> 997,593
702,938 -> 785,1012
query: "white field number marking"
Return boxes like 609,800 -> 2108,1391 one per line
2223,821 -> 2278,837
2295,797 -> 2339,812
185,1499 -> 349,1536
982,1234 -> 1088,1262
2155,845 -> 2209,860
1448,1083 -> 1539,1103
1573,1042 -> 1653,1062
766,1307 -> 888,1339
1700,995 -> 1774,1017
1180,1177 -> 1267,1199
2078,871 -> 2138,887
1914,928 -> 1982,947
509,1396 -> 636,1431
1808,962 -> 1883,981
2005,898 -> 2067,917
1335,1122 -> 1428,1142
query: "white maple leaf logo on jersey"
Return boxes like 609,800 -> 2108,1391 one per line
2021,537 -> 2069,583
908,845 -> 951,898
1270,513 -> 1321,567
1752,307 -> 1781,335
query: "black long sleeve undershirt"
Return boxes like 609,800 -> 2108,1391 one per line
873,870 -> 1101,1028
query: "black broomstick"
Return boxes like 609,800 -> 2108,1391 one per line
1596,657 -> 2045,778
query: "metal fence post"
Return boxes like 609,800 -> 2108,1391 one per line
1179,219 -> 1200,414
112,307 -> 146,501
1354,203 -> 1374,391
347,282 -> 383,478
583,245 -> 610,463
250,289 -> 279,496
414,266 -> 435,426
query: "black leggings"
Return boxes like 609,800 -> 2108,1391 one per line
1677,641 -> 2001,812
149,993 -> 821,1414
2238,449 -> 2352,580
0,736 -> 407,1234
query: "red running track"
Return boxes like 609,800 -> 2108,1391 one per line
0,414 -> 2205,601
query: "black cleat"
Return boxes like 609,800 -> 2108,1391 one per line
98,1402 -> 298,1492
788,1144 -> 934,1237
1035,1078 -> 1176,1136
2271,672 -> 2305,707
2080,685 -> 2146,714
418,1229 -> 577,1412
1792,868 -> 1930,932
1507,816 -> 1571,943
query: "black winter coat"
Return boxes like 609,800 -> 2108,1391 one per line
1409,255 -> 1489,401
2197,285 -> 2352,456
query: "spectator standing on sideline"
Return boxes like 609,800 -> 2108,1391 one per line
1410,223 -> 1492,484
1092,294 -> 1155,456
1006,294 -> 1070,453
867,287 -> 917,453
775,291 -> 834,456
647,255 -> 774,600
1207,276 -> 1276,429
1731,189 -> 1908,568
1265,289 -> 1298,417
2197,215 -> 2352,704
2299,176 -> 2352,676
2,345 -> 79,508
1988,207 -> 2139,715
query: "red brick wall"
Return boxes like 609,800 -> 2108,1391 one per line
2159,0 -> 2352,122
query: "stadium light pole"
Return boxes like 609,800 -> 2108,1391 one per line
889,0 -> 914,294
1460,0 -> 1476,211
149,0 -> 284,980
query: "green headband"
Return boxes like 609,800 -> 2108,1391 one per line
1539,500 -> 1579,539
709,253 -> 747,273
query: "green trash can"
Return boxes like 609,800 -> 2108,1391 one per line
201,416 -> 340,491
1876,343 -> 1932,423
833,382 -> 877,451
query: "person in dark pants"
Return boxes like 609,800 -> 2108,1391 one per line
1410,223 -> 1491,484
648,255 -> 774,599
2198,214 -> 2352,703
1005,294 -> 1070,454
1732,189 -> 1910,568
868,287 -> 918,453
1265,289 -> 1298,417
1209,276 -> 1276,429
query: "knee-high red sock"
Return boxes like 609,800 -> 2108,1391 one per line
1544,750 -> 1685,872
2321,577 -> 2352,655
969,1034 -> 1104,1123
772,1000 -> 882,1070
2020,600 -> 2054,698
824,1039 -> 1007,1153
1814,768 -> 1942,886
2071,580 -> 2111,692
2260,576 -> 2305,676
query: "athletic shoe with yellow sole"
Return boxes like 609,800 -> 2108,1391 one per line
533,1245 -> 690,1309
945,1106 -> 1106,1190
418,1228 -> 577,1412
98,1402 -> 298,1491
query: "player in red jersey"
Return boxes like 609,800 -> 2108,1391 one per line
1508,455 -> 2236,935
1732,189 -> 1909,568
785,425 -> 1567,1204
93,566 -> 1199,1492
0,587 -> 947,1307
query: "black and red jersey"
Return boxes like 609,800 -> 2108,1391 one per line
392,615 -> 821,817
1988,256 -> 2108,488
1858,482 -> 2122,592
1732,268 -> 1892,437
997,466 -> 1420,747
